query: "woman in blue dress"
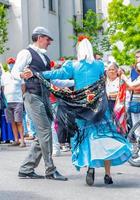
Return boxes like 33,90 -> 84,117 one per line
26,38 -> 132,186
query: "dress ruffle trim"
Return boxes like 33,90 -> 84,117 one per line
71,137 -> 132,170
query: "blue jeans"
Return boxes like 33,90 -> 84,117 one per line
23,111 -> 36,136
52,103 -> 60,151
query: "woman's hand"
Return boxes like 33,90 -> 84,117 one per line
20,69 -> 33,79
121,74 -> 128,82
117,68 -> 125,77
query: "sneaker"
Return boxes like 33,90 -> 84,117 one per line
24,134 -> 29,138
19,142 -> 26,148
25,136 -> 35,140
53,149 -> 61,156
10,141 -> 20,146
104,174 -> 113,184
86,168 -> 95,186
60,145 -> 70,152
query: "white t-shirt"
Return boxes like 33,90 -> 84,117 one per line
106,77 -> 120,96
1,71 -> 24,103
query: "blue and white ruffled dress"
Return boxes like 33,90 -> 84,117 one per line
42,59 -> 132,170
71,109 -> 132,170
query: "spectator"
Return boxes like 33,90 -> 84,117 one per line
1,57 -> 26,147
22,110 -> 36,139
56,101 -> 72,152
0,63 -> 3,140
106,62 -> 119,113
94,53 -> 103,61
50,79 -> 74,155
121,50 -> 140,137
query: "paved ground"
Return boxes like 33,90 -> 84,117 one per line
0,142 -> 140,200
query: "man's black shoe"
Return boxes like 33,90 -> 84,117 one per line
18,171 -> 44,179
45,171 -> 68,181
104,174 -> 113,184
86,168 -> 95,186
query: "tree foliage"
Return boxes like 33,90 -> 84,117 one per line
69,9 -> 110,54
108,0 -> 140,65
0,4 -> 8,54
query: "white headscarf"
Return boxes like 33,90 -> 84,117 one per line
76,38 -> 94,62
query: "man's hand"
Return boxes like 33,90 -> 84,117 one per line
127,86 -> 134,91
20,69 -> 33,80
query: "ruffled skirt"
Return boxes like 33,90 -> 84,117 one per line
71,109 -> 132,170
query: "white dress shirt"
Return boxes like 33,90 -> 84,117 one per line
11,44 -> 48,80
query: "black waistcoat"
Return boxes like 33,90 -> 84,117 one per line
25,47 -> 51,96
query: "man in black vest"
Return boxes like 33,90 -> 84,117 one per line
11,26 -> 67,181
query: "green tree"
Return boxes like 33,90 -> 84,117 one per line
0,4 -> 8,54
108,0 -> 140,65
69,9 -> 110,54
